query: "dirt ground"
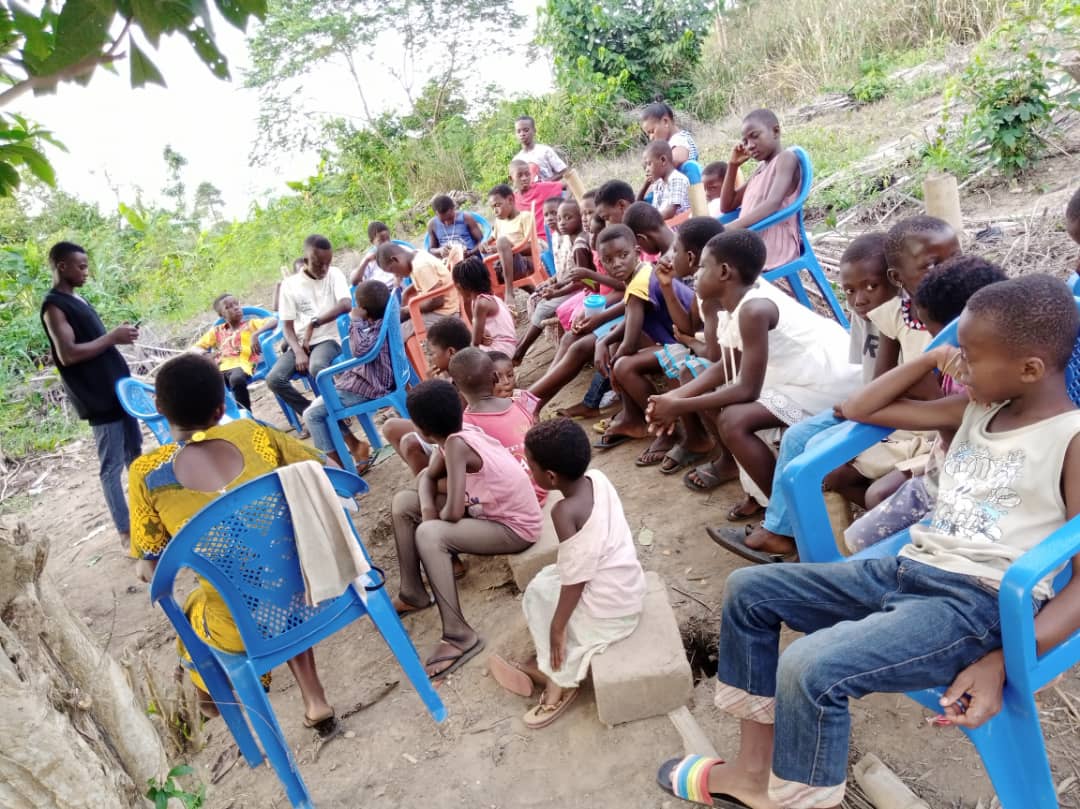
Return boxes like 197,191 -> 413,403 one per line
7,323 -> 1080,809
5,77 -> 1080,809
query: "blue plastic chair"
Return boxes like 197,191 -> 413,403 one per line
314,293 -> 412,475
542,225 -> 557,276
1069,273 -> 1080,295
422,212 -> 492,252
780,298 -> 1080,809
149,466 -> 445,808
208,306 -> 276,382
116,378 -> 249,446
681,159 -> 703,185
116,377 -> 172,445
259,313 -> 353,434
718,146 -> 848,328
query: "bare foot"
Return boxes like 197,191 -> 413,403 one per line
744,525 -> 797,556
555,402 -> 602,419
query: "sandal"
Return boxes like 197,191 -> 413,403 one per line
303,709 -> 339,740
706,525 -> 796,565
522,687 -> 579,729
683,461 -> 735,493
594,432 -> 636,450
425,636 -> 486,682
487,654 -> 534,697
656,755 -> 751,807
393,594 -> 434,617
636,437 -> 676,467
592,418 -> 610,435
660,445 -> 708,475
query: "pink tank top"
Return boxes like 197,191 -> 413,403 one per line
453,424 -> 542,541
477,294 -> 518,356
740,149 -> 801,270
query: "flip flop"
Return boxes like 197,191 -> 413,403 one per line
593,432 -> 635,450
303,709 -> 339,740
592,418 -> 610,435
660,445 -> 708,475
426,636 -> 486,683
636,439 -> 675,467
656,756 -> 751,808
683,461 -> 731,493
706,526 -> 795,565
394,595 -> 435,617
488,654 -> 534,697
522,687 -> 579,729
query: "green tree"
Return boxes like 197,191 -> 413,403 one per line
193,180 -> 225,223
537,0 -> 713,105
162,144 -> 188,215
244,0 -> 524,161
0,0 -> 266,196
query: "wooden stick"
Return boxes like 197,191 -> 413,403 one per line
668,706 -> 719,758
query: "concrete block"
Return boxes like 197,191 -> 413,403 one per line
506,491 -> 563,590
592,572 -> 692,726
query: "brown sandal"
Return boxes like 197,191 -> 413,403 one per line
522,688 -> 579,729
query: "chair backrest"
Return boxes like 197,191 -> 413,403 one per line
681,159 -> 703,185
542,225 -> 557,276
149,467 -> 370,662
116,377 -> 173,445
422,212 -> 493,251
211,305 -> 274,329
377,291 -> 415,394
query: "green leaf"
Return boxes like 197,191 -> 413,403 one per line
28,0 -> 114,77
0,162 -> 21,195
182,24 -> 229,79
118,202 -> 147,230
214,0 -> 267,29
167,764 -> 194,778
129,0 -> 195,48
129,38 -> 166,88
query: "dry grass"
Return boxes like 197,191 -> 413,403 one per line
690,0 -> 1024,118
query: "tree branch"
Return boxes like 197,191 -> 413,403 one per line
0,52 -> 123,109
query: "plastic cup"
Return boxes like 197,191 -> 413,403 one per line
583,294 -> 606,318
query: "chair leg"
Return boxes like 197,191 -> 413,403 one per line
198,657 -> 264,767
232,663 -> 315,809
364,588 -> 447,722
356,413 -> 383,449
327,417 -> 357,475
275,394 -> 303,433
964,694 -> 1057,809
785,267 -> 813,309
404,338 -> 428,382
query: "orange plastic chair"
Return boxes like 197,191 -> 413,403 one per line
482,203 -> 550,299
402,282 -> 472,381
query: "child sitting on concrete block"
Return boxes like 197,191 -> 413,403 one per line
487,417 -> 645,730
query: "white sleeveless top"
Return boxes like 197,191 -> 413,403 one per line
902,401 -> 1080,600
715,279 -> 861,414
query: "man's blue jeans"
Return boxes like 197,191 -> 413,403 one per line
717,557 -> 1017,787
762,410 -> 844,538
92,414 -> 143,535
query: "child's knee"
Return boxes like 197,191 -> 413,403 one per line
391,488 -> 419,519
722,566 -> 760,612
610,355 -> 632,384
496,236 -> 513,250
776,635 -> 833,703
414,520 -> 446,554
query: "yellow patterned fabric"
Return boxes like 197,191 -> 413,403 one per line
128,419 -> 325,691
195,317 -> 273,375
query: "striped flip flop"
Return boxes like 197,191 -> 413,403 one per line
656,755 -> 751,808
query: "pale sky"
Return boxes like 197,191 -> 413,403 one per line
16,1 -> 550,219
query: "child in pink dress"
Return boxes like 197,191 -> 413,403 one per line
488,418 -> 645,729
452,256 -> 518,356
719,108 -> 801,269
449,347 -> 546,505
391,379 -> 542,682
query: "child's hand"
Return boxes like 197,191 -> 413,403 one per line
932,345 -> 962,377
646,394 -> 679,434
567,267 -> 593,284
833,402 -> 847,420
549,622 -> 567,671
673,325 -> 694,348
937,650 -> 1005,728
730,142 -> 752,168
572,313 -> 599,335
654,256 -> 676,288
594,342 -> 611,376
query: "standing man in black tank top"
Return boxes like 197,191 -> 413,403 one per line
40,242 -> 143,551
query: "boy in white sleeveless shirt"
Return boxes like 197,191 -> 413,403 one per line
656,274 -> 1080,809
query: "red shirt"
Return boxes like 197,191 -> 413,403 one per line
515,181 -> 564,238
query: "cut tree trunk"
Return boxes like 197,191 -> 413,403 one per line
0,518 -> 167,809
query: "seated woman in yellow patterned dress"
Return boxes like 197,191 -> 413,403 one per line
129,353 -> 338,735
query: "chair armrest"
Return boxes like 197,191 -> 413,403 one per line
313,336 -> 388,408
780,419 -> 893,562
406,281 -> 455,344
999,515 -> 1080,694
